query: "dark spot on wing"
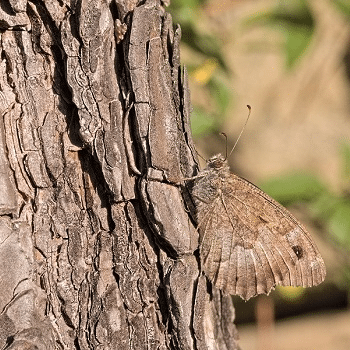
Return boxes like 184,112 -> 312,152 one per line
292,245 -> 303,259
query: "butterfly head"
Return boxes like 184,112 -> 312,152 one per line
206,154 -> 230,176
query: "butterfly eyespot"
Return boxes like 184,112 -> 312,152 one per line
292,245 -> 303,259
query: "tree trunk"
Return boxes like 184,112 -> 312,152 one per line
0,1 -> 238,349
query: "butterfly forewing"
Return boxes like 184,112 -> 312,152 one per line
192,154 -> 326,301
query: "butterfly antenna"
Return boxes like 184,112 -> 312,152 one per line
220,132 -> 228,160
196,149 -> 207,162
228,105 -> 251,158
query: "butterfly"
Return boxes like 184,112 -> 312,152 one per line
191,154 -> 326,301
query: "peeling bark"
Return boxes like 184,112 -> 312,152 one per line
0,1 -> 239,349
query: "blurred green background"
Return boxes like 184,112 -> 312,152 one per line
168,0 -> 350,349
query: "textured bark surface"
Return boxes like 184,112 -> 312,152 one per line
0,0 -> 238,349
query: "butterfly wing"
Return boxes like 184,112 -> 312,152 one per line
197,173 -> 326,301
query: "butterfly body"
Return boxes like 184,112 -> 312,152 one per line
192,154 -> 326,300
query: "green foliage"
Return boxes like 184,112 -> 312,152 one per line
190,107 -> 219,137
208,74 -> 232,116
340,141 -> 350,181
309,191 -> 340,221
169,0 -> 319,137
328,201 -> 350,247
332,0 -> 350,18
168,0 -> 227,70
284,24 -> 313,68
244,0 -> 315,69
168,0 -> 231,138
259,173 -> 325,204
325,142 -> 350,249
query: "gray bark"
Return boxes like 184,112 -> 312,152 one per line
0,0 -> 238,349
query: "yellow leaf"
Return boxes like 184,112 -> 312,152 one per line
276,286 -> 305,301
192,58 -> 218,85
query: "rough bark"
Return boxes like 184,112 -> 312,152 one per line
0,0 -> 238,349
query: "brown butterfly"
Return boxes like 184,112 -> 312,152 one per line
191,154 -> 326,301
